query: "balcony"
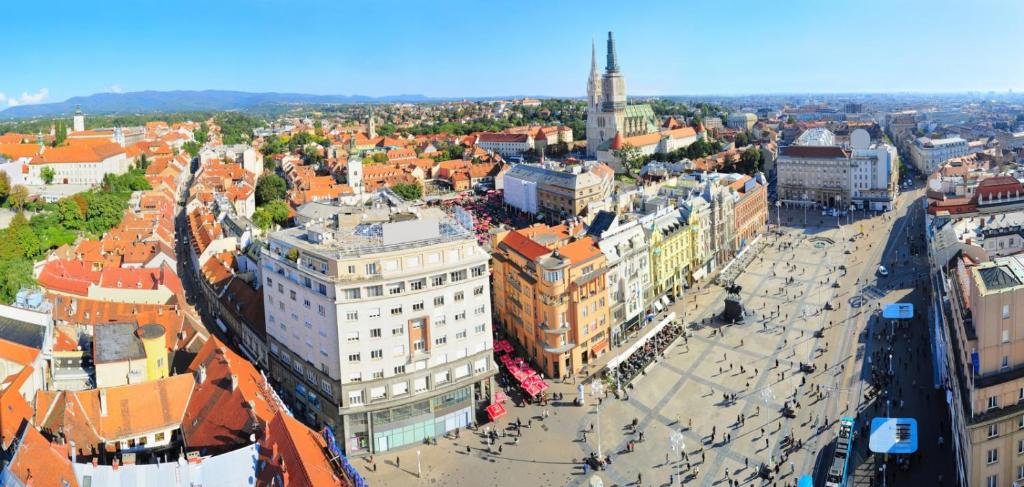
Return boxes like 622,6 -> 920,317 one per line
542,341 -> 576,354
539,321 -> 571,335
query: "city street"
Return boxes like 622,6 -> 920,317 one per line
362,184 -> 954,486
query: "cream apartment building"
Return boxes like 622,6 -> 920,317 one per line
261,203 -> 495,456
945,255 -> 1024,487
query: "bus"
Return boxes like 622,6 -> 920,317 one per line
825,416 -> 856,487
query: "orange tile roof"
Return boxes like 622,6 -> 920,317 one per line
0,143 -> 42,159
257,412 -> 346,487
35,374 -> 195,447
6,422 -> 79,487
558,236 -> 602,265
31,142 -> 125,164
38,259 -> 101,296
0,338 -> 41,367
499,230 -> 551,260
182,337 -> 284,452
0,367 -> 34,449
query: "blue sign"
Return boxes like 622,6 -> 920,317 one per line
322,426 -> 369,487
869,417 -> 918,454
972,351 -> 980,375
797,475 -> 814,487
882,303 -> 914,320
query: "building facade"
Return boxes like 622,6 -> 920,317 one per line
491,224 -> 610,379
502,161 -> 614,222
911,136 -> 969,174
261,206 -> 495,456
592,215 -> 653,343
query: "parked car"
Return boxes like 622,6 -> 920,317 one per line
877,265 -> 889,276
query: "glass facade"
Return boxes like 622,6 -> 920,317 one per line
364,385 -> 474,453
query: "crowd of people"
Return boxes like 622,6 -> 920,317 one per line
613,322 -> 684,388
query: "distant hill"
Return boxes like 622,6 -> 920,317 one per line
0,90 -> 436,120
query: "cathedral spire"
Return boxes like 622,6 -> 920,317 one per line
606,31 -> 619,73
591,38 -> 599,76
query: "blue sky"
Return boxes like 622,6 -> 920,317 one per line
3,0 -> 1023,106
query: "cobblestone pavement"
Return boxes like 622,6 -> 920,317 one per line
363,186 -> 952,487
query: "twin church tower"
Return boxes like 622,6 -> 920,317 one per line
586,32 -> 657,157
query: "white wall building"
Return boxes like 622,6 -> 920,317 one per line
261,204 -> 495,456
911,136 -> 968,173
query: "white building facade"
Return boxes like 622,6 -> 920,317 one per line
911,136 -> 968,173
261,207 -> 495,456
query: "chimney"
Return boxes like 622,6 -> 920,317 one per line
196,364 -> 207,384
99,389 -> 108,417
230,374 -> 238,392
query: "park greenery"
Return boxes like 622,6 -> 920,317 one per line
0,168 -> 151,303
392,182 -> 423,201
252,200 -> 291,231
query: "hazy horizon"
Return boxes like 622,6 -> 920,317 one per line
3,0 -> 1023,107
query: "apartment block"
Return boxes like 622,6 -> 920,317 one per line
261,204 -> 495,456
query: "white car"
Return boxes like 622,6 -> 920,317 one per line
877,265 -> 889,276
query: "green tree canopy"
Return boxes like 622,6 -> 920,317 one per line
0,259 -> 35,304
40,167 -> 56,184
256,174 -> 287,205
8,185 -> 29,210
0,172 -> 9,202
613,143 -> 644,175
392,182 -> 423,201
252,200 -> 291,230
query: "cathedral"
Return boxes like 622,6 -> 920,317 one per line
585,32 -> 658,157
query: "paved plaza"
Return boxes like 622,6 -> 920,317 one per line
364,186 -> 953,486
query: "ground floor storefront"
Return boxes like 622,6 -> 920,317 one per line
341,382 -> 489,456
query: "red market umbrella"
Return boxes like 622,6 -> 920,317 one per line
486,402 -> 507,421
495,391 -> 509,403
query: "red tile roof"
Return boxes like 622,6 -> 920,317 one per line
182,337 -> 284,453
257,412 -> 347,487
5,421 -> 79,487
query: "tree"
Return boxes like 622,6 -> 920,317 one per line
40,166 -> 56,185
56,198 -> 85,230
786,116 -> 796,125
739,146 -> 762,174
0,259 -> 35,305
54,120 -> 67,146
182,141 -> 201,158
0,172 -> 9,202
252,200 -> 290,230
734,131 -> 750,147
136,154 -> 150,172
8,185 -> 28,210
256,174 -> 287,206
8,213 -> 41,259
613,143 -> 644,175
392,182 -> 423,201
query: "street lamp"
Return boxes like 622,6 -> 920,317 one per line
761,387 -> 776,468
417,449 -> 422,478
669,431 -> 685,483
590,381 -> 605,459
775,200 -> 782,231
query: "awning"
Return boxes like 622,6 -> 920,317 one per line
522,380 -> 549,398
661,296 -> 671,307
591,338 -> 609,355
486,403 -> 507,421
653,301 -> 664,312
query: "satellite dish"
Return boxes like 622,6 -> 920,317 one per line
851,129 -> 870,150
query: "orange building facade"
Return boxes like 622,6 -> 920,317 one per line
491,224 -> 611,379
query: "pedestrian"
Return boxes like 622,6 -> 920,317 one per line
466,445 -> 471,453
397,456 -> 401,469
